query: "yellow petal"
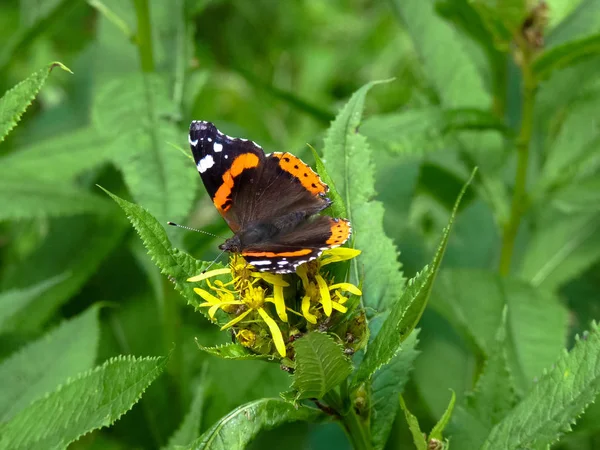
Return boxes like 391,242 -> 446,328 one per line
208,303 -> 223,318
316,274 -> 332,316
220,309 -> 252,330
301,295 -> 318,324
193,287 -> 221,304
187,267 -> 231,282
257,308 -> 287,358
272,285 -> 288,322
329,283 -> 362,296
332,302 -> 348,313
320,247 -> 361,266
252,272 -> 290,287
296,264 -> 310,288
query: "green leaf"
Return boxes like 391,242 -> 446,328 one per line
321,80 -> 405,326
310,146 -> 346,219
361,107 -> 508,157
195,341 -> 275,361
0,62 -> 71,142
290,332 -> 352,401
103,188 -> 212,316
399,396 -> 427,450
469,0 -> 527,47
0,177 -> 112,221
370,330 -> 420,450
0,354 -> 168,450
0,274 -> 67,334
533,33 -> 600,80
480,323 -> 600,450
1,215 -> 126,331
430,391 -> 456,441
163,382 -> 206,450
93,74 -> 196,222
545,0 -> 600,47
0,127 -> 113,182
430,269 -> 568,393
519,212 -> 600,291
352,171 -> 474,387
0,306 -> 100,423
551,178 -> 600,213
187,398 -> 324,450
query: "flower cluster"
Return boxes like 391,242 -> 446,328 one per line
188,248 -> 362,358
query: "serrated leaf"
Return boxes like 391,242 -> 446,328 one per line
0,177 -> 112,221
93,74 -> 196,222
163,382 -> 206,450
480,323 -> 600,449
533,33 -> 600,80
519,212 -> 600,291
1,215 -> 126,331
103,188 -> 213,316
0,62 -> 71,142
371,330 -> 420,450
0,354 -> 167,450
195,341 -> 275,361
361,107 -> 507,157
187,398 -> 324,450
321,80 -> 404,327
0,127 -> 113,182
430,269 -> 568,393
291,332 -> 353,401
0,306 -> 100,423
0,274 -> 67,334
430,390 -> 456,441
352,171 -> 474,387
399,396 -> 427,450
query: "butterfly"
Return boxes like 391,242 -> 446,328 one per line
189,121 -> 351,273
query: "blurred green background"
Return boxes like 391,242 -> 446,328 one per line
1,0 -> 600,448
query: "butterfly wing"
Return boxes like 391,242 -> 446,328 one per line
241,216 -> 352,273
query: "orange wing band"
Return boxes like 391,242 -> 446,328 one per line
213,153 -> 260,212
242,249 -> 313,257
326,219 -> 351,246
273,152 -> 328,196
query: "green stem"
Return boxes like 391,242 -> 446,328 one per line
498,46 -> 536,276
132,0 -> 154,72
325,390 -> 372,450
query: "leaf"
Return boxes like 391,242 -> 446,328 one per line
430,390 -> 456,441
469,0 -> 527,47
360,107 -> 507,157
533,33 -> 600,80
0,177 -> 112,221
551,177 -> 600,213
370,330 -> 420,450
0,62 -> 71,142
0,306 -> 101,423
321,80 -> 404,328
290,332 -> 352,401
399,396 -> 427,450
430,268 -> 569,393
0,354 -> 168,450
187,398 -> 324,450
93,74 -> 196,222
0,274 -> 68,334
390,0 -> 490,108
519,212 -> 600,291
0,127 -> 113,182
480,323 -> 600,449
352,171 -> 474,387
544,0 -> 600,48
163,382 -> 206,450
1,215 -> 126,331
195,341 -> 275,361
103,189 -> 212,316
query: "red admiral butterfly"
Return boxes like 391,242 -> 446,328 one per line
189,121 -> 352,273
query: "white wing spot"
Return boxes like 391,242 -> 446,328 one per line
213,143 -> 223,152
277,260 -> 289,265
197,154 -> 215,173
224,154 -> 229,159
207,137 -> 212,142
188,135 -> 198,146
251,260 -> 272,266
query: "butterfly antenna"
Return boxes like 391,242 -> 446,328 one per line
201,249 -> 227,274
167,222 -> 226,239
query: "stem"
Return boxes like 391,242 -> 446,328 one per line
324,390 -> 372,450
132,0 -> 154,72
498,45 -> 536,276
